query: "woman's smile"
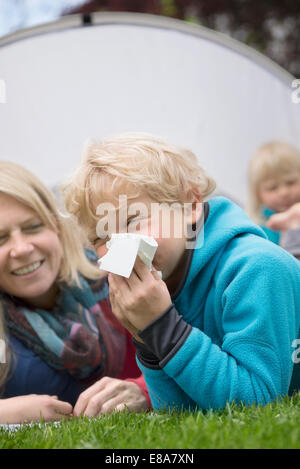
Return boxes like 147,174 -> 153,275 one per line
11,259 -> 44,277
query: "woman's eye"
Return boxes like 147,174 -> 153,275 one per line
0,235 -> 8,245
24,223 -> 43,232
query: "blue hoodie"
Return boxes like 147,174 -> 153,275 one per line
136,197 -> 300,411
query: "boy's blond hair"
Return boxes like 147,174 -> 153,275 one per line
63,132 -> 216,241
247,140 -> 300,224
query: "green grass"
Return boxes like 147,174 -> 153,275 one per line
1,394 -> 300,449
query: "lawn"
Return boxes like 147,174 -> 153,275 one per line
1,393 -> 300,449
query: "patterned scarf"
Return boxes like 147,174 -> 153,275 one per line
3,252 -> 127,384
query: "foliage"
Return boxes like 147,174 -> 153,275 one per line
66,0 -> 300,76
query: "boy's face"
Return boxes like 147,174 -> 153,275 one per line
258,173 -> 300,213
93,192 -> 201,285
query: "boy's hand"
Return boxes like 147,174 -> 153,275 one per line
108,256 -> 172,337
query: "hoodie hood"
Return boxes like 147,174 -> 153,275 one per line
173,197 -> 267,315
190,197 -> 267,278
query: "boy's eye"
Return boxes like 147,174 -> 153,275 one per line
127,216 -> 145,227
93,236 -> 108,247
127,215 -> 139,226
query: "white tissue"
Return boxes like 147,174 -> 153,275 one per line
97,233 -> 161,278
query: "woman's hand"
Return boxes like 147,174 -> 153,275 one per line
0,394 -> 73,424
267,202 -> 300,231
73,376 -> 149,416
107,256 -> 172,340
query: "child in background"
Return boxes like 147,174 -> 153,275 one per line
64,133 -> 300,411
247,140 -> 300,245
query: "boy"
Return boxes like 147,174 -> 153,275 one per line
64,133 -> 300,411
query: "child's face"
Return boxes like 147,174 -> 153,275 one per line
93,191 -> 201,283
258,173 -> 300,213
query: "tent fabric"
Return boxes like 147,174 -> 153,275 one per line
0,12 -> 299,206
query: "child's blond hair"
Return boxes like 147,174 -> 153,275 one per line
63,132 -> 216,240
247,140 -> 300,223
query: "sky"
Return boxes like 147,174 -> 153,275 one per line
0,0 -> 86,37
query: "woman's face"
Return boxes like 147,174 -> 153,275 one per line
0,193 -> 63,309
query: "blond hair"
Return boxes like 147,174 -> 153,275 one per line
0,161 -> 101,285
247,141 -> 300,223
63,132 -> 216,238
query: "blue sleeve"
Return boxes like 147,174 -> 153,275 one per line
3,336 -> 86,407
260,224 -> 280,245
138,246 -> 300,411
136,359 -> 197,411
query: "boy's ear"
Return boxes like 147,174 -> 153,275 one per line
185,187 -> 203,225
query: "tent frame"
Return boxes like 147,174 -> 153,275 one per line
0,11 -> 294,86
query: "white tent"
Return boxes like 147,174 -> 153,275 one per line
0,12 -> 299,206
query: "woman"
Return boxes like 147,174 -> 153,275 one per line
0,161 -> 149,424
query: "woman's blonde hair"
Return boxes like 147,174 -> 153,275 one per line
63,132 -> 216,238
0,161 -> 101,285
247,140 -> 300,223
